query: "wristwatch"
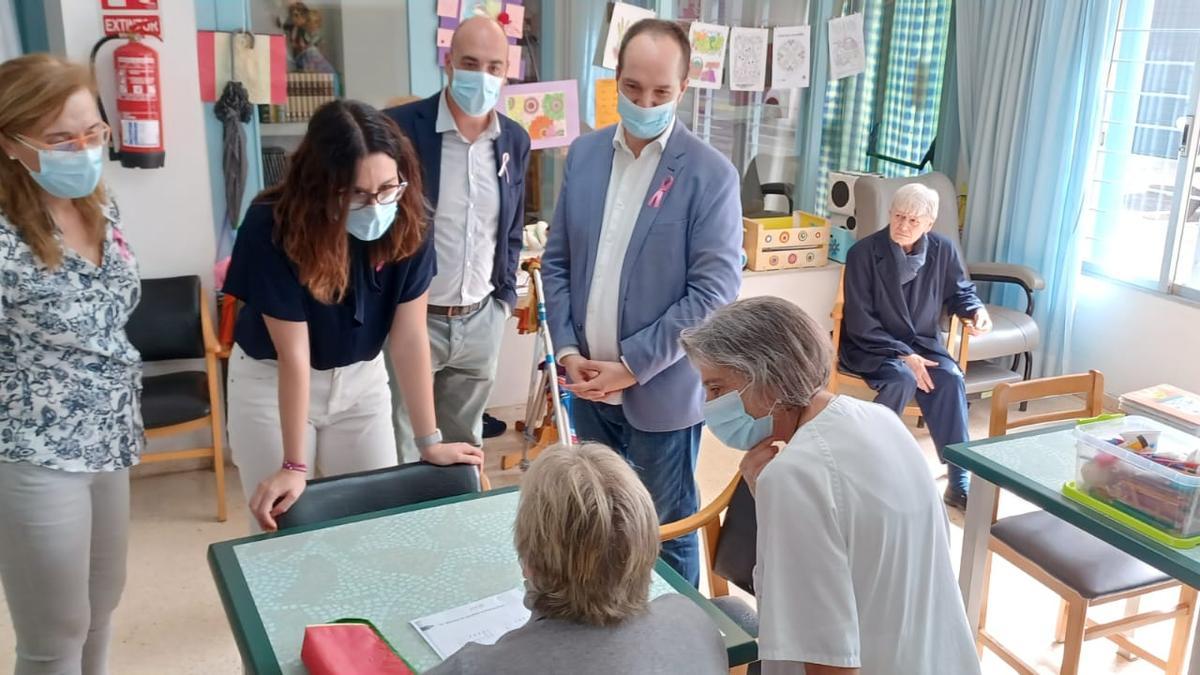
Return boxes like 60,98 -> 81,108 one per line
414,428 -> 443,451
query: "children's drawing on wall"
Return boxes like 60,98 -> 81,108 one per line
828,12 -> 866,80
771,25 -> 810,89
600,2 -> 657,70
728,27 -> 768,92
500,81 -> 580,150
688,22 -> 730,89
277,1 -> 335,73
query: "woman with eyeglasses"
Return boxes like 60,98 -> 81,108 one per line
0,55 -> 141,674
224,99 -> 483,532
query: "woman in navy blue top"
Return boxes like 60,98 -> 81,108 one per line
224,100 -> 482,531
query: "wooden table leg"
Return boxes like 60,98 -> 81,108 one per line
1187,611 -> 1200,675
959,474 -> 999,639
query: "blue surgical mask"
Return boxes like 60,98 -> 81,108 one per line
617,91 -> 677,140
703,389 -> 776,451
19,144 -> 104,199
449,69 -> 503,118
346,201 -> 397,242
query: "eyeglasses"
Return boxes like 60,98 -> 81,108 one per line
16,123 -> 111,153
348,179 -> 409,211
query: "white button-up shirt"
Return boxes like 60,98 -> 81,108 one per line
567,121 -> 672,405
427,91 -> 502,307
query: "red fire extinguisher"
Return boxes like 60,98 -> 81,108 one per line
90,34 -> 166,169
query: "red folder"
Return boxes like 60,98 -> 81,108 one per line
301,620 -> 415,675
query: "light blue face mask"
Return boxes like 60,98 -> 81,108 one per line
18,143 -> 104,199
346,201 -> 397,242
703,388 -> 777,451
617,91 -> 677,140
449,68 -> 504,118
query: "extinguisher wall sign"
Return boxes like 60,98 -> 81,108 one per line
111,38 -> 165,169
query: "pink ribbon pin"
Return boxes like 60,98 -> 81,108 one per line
647,175 -> 675,208
111,228 -> 132,263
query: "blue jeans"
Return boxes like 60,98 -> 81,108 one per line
860,353 -> 971,495
572,399 -> 702,586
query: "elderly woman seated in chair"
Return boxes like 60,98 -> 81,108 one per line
681,297 -> 980,675
427,443 -> 728,675
840,183 -> 992,509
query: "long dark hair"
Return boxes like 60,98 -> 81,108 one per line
257,99 -> 425,304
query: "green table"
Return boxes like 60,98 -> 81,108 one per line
208,487 -> 758,674
946,423 -> 1200,674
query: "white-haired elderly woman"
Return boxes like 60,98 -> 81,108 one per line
839,183 -> 990,510
681,297 -> 980,675
427,443 -> 728,675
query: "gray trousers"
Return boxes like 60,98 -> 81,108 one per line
0,462 -> 129,675
391,298 -> 507,462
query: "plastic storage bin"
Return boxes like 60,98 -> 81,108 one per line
1074,415 -> 1200,538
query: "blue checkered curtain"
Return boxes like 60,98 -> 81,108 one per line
815,0 -> 953,211
875,0 -> 952,176
815,3 -> 887,210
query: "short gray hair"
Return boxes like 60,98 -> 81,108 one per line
889,183 -> 939,221
514,443 -> 659,626
680,297 -> 832,407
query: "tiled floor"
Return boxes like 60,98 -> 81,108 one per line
0,398 -> 1191,673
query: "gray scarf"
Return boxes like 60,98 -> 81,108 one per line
893,234 -> 928,285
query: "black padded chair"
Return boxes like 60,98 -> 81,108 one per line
125,275 -> 227,521
660,476 -> 760,674
741,154 -> 797,219
276,462 -> 483,530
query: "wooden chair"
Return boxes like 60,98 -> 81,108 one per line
828,268 -> 971,421
978,370 -> 1197,674
660,474 -> 759,675
125,276 -> 227,522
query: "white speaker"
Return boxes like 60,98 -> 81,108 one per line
826,170 -> 878,216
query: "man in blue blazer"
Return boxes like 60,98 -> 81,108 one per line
840,184 -> 993,510
385,16 -> 531,461
541,19 -> 743,585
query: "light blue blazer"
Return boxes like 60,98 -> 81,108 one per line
541,121 -> 743,432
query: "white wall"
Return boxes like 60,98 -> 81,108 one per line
46,0 -> 217,286
1070,274 -> 1200,396
341,0 -> 410,108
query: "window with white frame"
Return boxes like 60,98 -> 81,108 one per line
1081,0 -> 1200,299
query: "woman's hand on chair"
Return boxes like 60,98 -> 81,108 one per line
250,469 -> 308,532
422,442 -> 485,467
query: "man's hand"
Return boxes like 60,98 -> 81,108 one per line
563,357 -> 636,401
561,354 -> 600,388
740,439 -> 781,496
901,353 -> 940,393
968,307 -> 993,336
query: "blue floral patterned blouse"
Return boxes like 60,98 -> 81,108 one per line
0,201 -> 143,472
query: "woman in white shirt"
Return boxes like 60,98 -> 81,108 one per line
680,296 -> 980,675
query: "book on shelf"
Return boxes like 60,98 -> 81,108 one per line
1120,384 -> 1200,435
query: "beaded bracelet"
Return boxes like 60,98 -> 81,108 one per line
282,461 -> 308,473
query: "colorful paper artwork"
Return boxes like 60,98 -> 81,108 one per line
771,25 -> 810,89
594,78 -> 619,129
498,80 -> 580,150
688,22 -> 729,89
437,0 -> 526,79
601,2 -> 657,70
728,27 -> 768,91
503,3 -> 525,38
828,13 -> 866,80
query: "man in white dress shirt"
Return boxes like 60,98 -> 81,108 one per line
385,17 -> 531,460
541,19 -> 743,585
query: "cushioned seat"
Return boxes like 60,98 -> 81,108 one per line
140,371 -> 212,429
966,304 -> 1040,361
962,361 -> 1024,396
991,510 -> 1171,600
276,462 -> 482,530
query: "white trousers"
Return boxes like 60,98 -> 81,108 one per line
226,346 -> 397,530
